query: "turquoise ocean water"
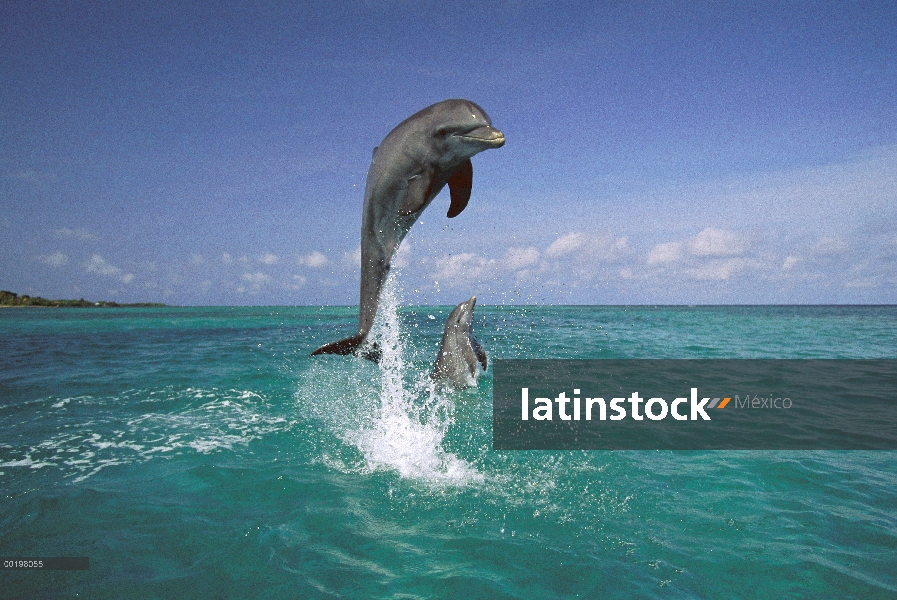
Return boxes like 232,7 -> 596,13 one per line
2,297 -> 896,598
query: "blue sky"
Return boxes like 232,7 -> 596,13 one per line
2,1 -> 895,305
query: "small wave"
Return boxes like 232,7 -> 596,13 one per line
0,387 -> 295,483
0,456 -> 54,470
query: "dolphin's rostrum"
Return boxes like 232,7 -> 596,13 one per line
311,99 -> 504,358
431,296 -> 487,387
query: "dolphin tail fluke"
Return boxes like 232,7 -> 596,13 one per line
359,342 -> 382,363
311,334 -> 366,356
311,334 -> 381,363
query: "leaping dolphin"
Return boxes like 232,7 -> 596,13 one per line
431,296 -> 487,387
311,99 -> 504,358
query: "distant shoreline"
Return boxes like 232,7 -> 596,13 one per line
0,290 -> 165,308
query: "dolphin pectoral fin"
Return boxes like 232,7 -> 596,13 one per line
311,334 -> 366,356
446,159 -> 473,218
398,172 -> 435,216
471,336 -> 488,371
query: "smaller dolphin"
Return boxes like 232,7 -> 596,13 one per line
431,296 -> 487,388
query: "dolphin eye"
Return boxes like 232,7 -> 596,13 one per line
437,128 -> 448,136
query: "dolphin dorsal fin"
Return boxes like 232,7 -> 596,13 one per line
447,159 -> 473,218
372,146 -> 378,158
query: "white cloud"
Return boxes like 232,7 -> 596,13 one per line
503,246 -> 540,269
85,254 -> 133,284
814,237 -> 848,255
239,272 -> 272,294
423,233 -> 631,292
544,233 -> 630,264
38,252 -> 69,267
298,251 -> 328,268
545,233 -> 586,258
431,252 -> 498,286
260,253 -> 279,265
241,272 -> 272,285
782,256 -> 799,270
286,274 -> 307,290
394,241 -> 411,269
222,252 -> 233,264
191,254 -> 205,265
342,247 -> 361,268
648,228 -> 748,267
647,242 -> 683,265
642,228 -> 758,282
86,254 -> 121,276
55,227 -> 97,242
687,228 -> 747,257
237,271 -> 273,294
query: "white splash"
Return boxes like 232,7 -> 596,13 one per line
351,273 -> 481,485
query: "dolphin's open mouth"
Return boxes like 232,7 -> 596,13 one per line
457,126 -> 505,147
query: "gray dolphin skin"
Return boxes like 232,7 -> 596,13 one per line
431,296 -> 487,387
311,99 -> 504,358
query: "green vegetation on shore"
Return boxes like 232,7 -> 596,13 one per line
0,290 -> 166,308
